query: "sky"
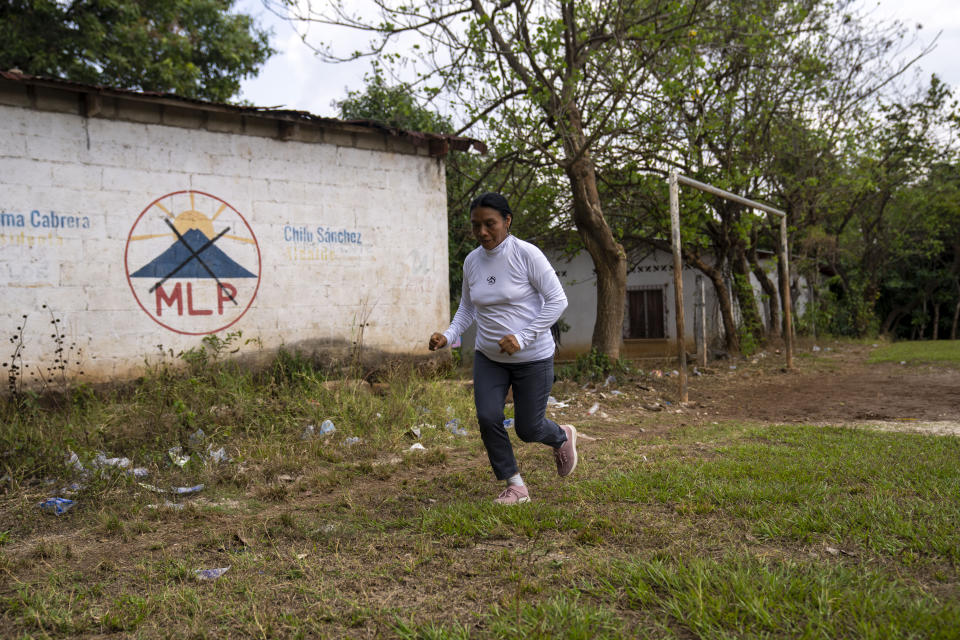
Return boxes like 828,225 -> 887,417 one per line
235,0 -> 960,120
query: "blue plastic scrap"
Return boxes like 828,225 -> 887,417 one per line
172,484 -> 205,495
39,497 -> 75,515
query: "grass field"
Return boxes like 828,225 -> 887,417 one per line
868,340 -> 960,365
1,349 -> 959,638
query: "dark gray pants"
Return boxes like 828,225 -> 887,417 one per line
473,351 -> 567,480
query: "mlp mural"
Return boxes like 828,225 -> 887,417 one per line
124,191 -> 261,335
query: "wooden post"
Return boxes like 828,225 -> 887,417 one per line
697,276 -> 707,367
780,215 -> 794,369
669,172 -> 688,402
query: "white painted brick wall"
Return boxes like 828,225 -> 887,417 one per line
0,102 -> 451,383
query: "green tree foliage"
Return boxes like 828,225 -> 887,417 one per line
278,0 -> 710,359
309,0 -> 957,347
336,72 -> 452,133
0,0 -> 273,101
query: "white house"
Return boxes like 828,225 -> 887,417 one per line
0,70 -> 482,383
551,247 -> 805,359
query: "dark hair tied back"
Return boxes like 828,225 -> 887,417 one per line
469,192 -> 513,221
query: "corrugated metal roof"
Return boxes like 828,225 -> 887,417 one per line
0,69 -> 487,156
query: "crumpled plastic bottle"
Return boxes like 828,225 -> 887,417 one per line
39,497 -> 75,515
319,419 -> 336,435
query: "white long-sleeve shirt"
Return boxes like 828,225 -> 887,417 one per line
443,234 -> 567,363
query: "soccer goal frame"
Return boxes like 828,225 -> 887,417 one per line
668,171 -> 794,402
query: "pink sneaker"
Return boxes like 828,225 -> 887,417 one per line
554,424 -> 578,477
494,484 -> 530,504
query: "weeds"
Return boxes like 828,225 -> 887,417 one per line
557,348 -> 633,383
3,313 -> 28,398
1,340 -> 959,637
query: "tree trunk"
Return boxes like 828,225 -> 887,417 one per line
881,306 -> 910,335
748,245 -> 780,337
920,298 -> 927,339
951,296 -> 959,340
732,245 -> 764,342
932,303 -> 940,340
564,152 -> 626,360
685,252 -> 740,354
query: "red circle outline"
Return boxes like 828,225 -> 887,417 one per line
124,190 -> 262,335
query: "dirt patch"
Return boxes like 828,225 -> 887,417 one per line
681,342 -> 960,434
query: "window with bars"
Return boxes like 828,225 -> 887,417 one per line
625,287 -> 666,339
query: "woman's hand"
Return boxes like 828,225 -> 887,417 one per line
498,334 -> 520,355
429,332 -> 448,351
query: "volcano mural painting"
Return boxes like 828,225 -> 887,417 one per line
130,228 -> 257,279
125,191 -> 261,335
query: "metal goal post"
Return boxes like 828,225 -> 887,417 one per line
668,171 -> 794,402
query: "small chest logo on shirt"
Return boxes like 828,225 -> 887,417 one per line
486,275 -> 496,285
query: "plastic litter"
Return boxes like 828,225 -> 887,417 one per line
39,497 -> 75,515
65,451 -> 85,473
172,484 -> 204,495
503,418 -> 514,429
651,370 -> 663,378
729,365 -> 737,370
319,419 -> 336,435
671,370 -> 679,377
409,443 -> 426,451
900,360 -> 906,365
812,345 -> 821,352
206,446 -> 229,464
148,500 -> 184,510
128,468 -> 150,479
445,419 -> 467,436
195,566 -> 230,581
693,367 -> 702,377
587,403 -> 599,415
168,446 -> 189,467
343,436 -> 362,446
546,396 -> 559,405
94,452 -> 132,469
58,482 -> 83,494
610,390 -> 623,396
301,425 -> 315,440
409,426 -> 422,439
138,482 -> 166,493
188,428 -> 206,447
603,375 -> 616,387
